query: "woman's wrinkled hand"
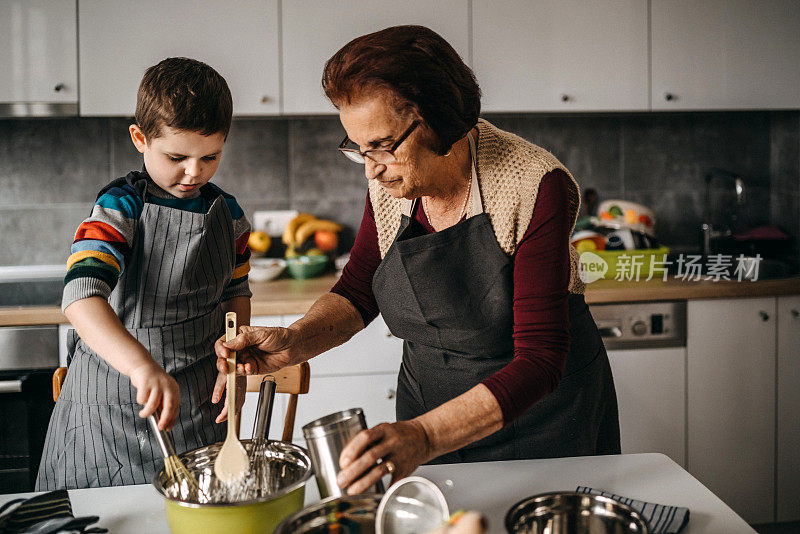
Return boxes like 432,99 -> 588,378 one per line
336,420 -> 432,495
214,325 -> 298,376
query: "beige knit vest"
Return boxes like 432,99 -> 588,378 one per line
368,118 -> 585,295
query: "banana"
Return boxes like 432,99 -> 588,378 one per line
294,219 -> 342,246
282,213 -> 316,246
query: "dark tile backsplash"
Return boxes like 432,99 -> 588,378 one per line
1,111 -> 798,266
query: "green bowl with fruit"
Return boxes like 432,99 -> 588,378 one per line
285,254 -> 329,279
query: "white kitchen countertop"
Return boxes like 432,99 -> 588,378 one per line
0,453 -> 754,533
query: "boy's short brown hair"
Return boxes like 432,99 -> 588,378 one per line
135,57 -> 233,141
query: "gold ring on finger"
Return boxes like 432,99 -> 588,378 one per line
384,460 -> 396,474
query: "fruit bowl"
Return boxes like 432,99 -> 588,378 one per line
285,255 -> 328,280
249,258 -> 286,282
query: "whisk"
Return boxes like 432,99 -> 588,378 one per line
250,375 -> 277,493
148,413 -> 205,501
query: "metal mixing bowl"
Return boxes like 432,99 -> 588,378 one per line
505,491 -> 651,534
152,439 -> 313,534
273,493 -> 382,534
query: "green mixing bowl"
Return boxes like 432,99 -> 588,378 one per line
153,440 -> 313,534
286,255 -> 329,279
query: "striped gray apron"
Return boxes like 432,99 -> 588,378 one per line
372,134 -> 620,463
36,191 -> 233,489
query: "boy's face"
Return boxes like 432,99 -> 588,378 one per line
129,125 -> 225,198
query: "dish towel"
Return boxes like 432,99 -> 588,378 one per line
0,489 -> 107,533
576,486 -> 690,534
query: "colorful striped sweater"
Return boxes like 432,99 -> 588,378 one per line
62,170 -> 251,311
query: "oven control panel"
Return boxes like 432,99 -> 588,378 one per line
590,301 -> 686,350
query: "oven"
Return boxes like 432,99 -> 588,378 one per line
0,325 -> 59,493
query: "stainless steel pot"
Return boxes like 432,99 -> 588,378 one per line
273,493 -> 382,534
152,440 -> 313,534
505,491 -> 651,534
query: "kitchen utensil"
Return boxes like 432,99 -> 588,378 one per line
249,258 -> 285,282
250,375 -> 277,490
505,491 -> 651,533
302,408 -> 385,498
147,413 -> 204,502
153,440 -> 313,534
213,312 -> 249,484
375,476 -> 450,534
273,493 -> 382,534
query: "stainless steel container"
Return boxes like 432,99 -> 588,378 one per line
273,493 -> 382,534
505,492 -> 651,534
302,408 -> 384,498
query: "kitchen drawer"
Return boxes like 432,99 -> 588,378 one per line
284,314 -> 403,376
288,373 -> 398,445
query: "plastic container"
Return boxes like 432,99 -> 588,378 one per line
285,255 -> 328,279
591,246 -> 670,280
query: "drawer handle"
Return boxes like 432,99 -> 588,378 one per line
759,311 -> 770,322
0,380 -> 23,393
792,309 -> 799,319
386,388 -> 396,400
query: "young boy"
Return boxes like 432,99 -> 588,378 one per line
36,57 -> 251,490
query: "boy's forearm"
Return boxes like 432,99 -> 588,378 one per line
63,296 -> 154,376
287,292 -> 364,361
222,296 -> 251,327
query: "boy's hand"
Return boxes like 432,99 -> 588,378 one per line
212,372 -> 247,423
129,361 -> 180,430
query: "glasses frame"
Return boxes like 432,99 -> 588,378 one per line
338,120 -> 420,165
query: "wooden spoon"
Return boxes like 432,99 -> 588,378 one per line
213,312 -> 249,484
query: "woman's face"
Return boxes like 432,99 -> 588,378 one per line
338,92 -> 440,199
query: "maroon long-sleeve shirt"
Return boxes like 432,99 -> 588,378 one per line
331,169 -> 572,424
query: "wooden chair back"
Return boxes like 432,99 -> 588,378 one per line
52,361 -> 310,442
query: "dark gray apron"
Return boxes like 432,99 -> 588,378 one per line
36,188 -> 232,489
372,135 -> 620,463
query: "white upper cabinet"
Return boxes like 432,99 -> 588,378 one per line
78,0 -> 280,116
0,0 -> 77,104
473,0 -> 648,112
281,0 -> 470,114
652,0 -> 800,110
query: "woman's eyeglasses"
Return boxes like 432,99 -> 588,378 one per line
338,121 -> 419,165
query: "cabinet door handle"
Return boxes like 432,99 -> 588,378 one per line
664,92 -> 675,101
560,94 -> 571,102
0,380 -> 23,393
599,326 -> 623,338
260,95 -> 270,103
385,331 -> 394,338
759,311 -> 770,321
792,309 -> 799,319
386,388 -> 396,400
54,83 -> 65,92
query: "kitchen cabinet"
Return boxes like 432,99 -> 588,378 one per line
78,0 -> 280,116
0,0 -> 77,107
687,297 -> 776,524
651,0 -> 800,110
607,347 -> 686,467
242,314 -> 402,442
776,295 -> 800,522
472,0 -> 648,112
281,0 -> 470,114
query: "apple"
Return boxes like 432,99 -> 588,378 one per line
314,230 -> 338,252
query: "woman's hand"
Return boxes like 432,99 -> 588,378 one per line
336,420 -> 433,494
212,373 -> 247,423
214,325 -> 300,376
129,360 -> 180,430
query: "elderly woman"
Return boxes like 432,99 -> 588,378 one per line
216,25 -> 619,494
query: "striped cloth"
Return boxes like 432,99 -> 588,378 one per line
63,170 -> 251,311
576,486 -> 690,534
0,490 -> 105,533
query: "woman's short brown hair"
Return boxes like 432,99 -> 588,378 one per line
135,57 -> 233,141
322,25 -> 481,156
